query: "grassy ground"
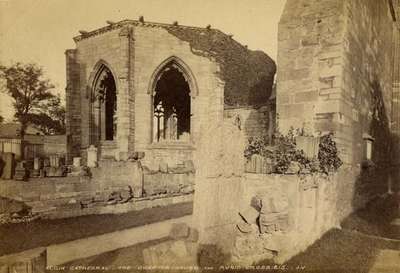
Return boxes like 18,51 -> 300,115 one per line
341,194 -> 399,239
256,194 -> 400,273
0,202 -> 192,256
60,196 -> 400,273
61,238 -> 170,273
61,228 -> 400,273
265,228 -> 400,273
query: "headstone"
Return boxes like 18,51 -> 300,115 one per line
49,155 -> 60,168
14,161 -> 28,181
87,145 -> 97,168
45,166 -> 66,177
1,153 -> 15,180
73,157 -> 81,168
68,157 -> 83,177
32,157 -> 42,177
133,186 -> 143,198
33,157 -> 42,170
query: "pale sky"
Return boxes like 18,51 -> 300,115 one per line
0,0 -> 286,121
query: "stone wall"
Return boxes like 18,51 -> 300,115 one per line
192,116 -> 246,252
0,158 -> 195,220
340,0 -> 394,166
224,104 -> 275,141
277,0 -> 395,167
276,0 -> 397,237
277,0 -> 346,136
233,171 -> 389,265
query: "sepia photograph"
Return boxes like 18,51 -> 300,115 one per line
0,0 -> 399,272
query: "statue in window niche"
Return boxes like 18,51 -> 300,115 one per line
153,101 -> 165,142
234,114 -> 242,130
165,106 -> 178,140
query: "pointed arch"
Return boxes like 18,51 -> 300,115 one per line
87,60 -> 119,101
148,56 -> 198,97
149,56 -> 196,143
88,60 -> 118,143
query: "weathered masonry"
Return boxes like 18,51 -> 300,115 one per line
65,19 -> 276,171
277,0 -> 400,220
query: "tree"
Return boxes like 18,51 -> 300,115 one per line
0,62 -> 65,136
28,95 -> 66,135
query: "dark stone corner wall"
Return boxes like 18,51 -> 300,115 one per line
65,49 -> 81,163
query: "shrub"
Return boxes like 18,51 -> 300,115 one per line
318,133 -> 343,174
244,129 -> 342,175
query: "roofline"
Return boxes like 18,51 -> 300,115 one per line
73,19 -> 225,42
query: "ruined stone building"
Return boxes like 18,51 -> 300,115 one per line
4,1 -> 400,271
59,0 -> 400,266
65,19 -> 276,171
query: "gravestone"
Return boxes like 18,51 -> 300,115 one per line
33,157 -> 42,170
87,145 -> 98,168
73,157 -> 81,168
68,157 -> 83,177
45,166 -> 66,177
1,153 -> 15,180
14,161 -> 28,181
49,155 -> 60,168
32,157 -> 42,177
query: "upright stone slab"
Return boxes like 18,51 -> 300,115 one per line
87,145 -> 98,168
131,161 -> 144,198
14,161 -> 28,181
32,157 -> 42,177
193,117 -> 246,252
73,157 -> 81,168
33,158 -> 42,170
1,153 -> 15,180
49,155 -> 60,167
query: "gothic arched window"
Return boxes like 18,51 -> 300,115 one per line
153,64 -> 191,142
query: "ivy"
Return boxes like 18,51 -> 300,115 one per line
244,129 -> 342,175
318,133 -> 343,174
